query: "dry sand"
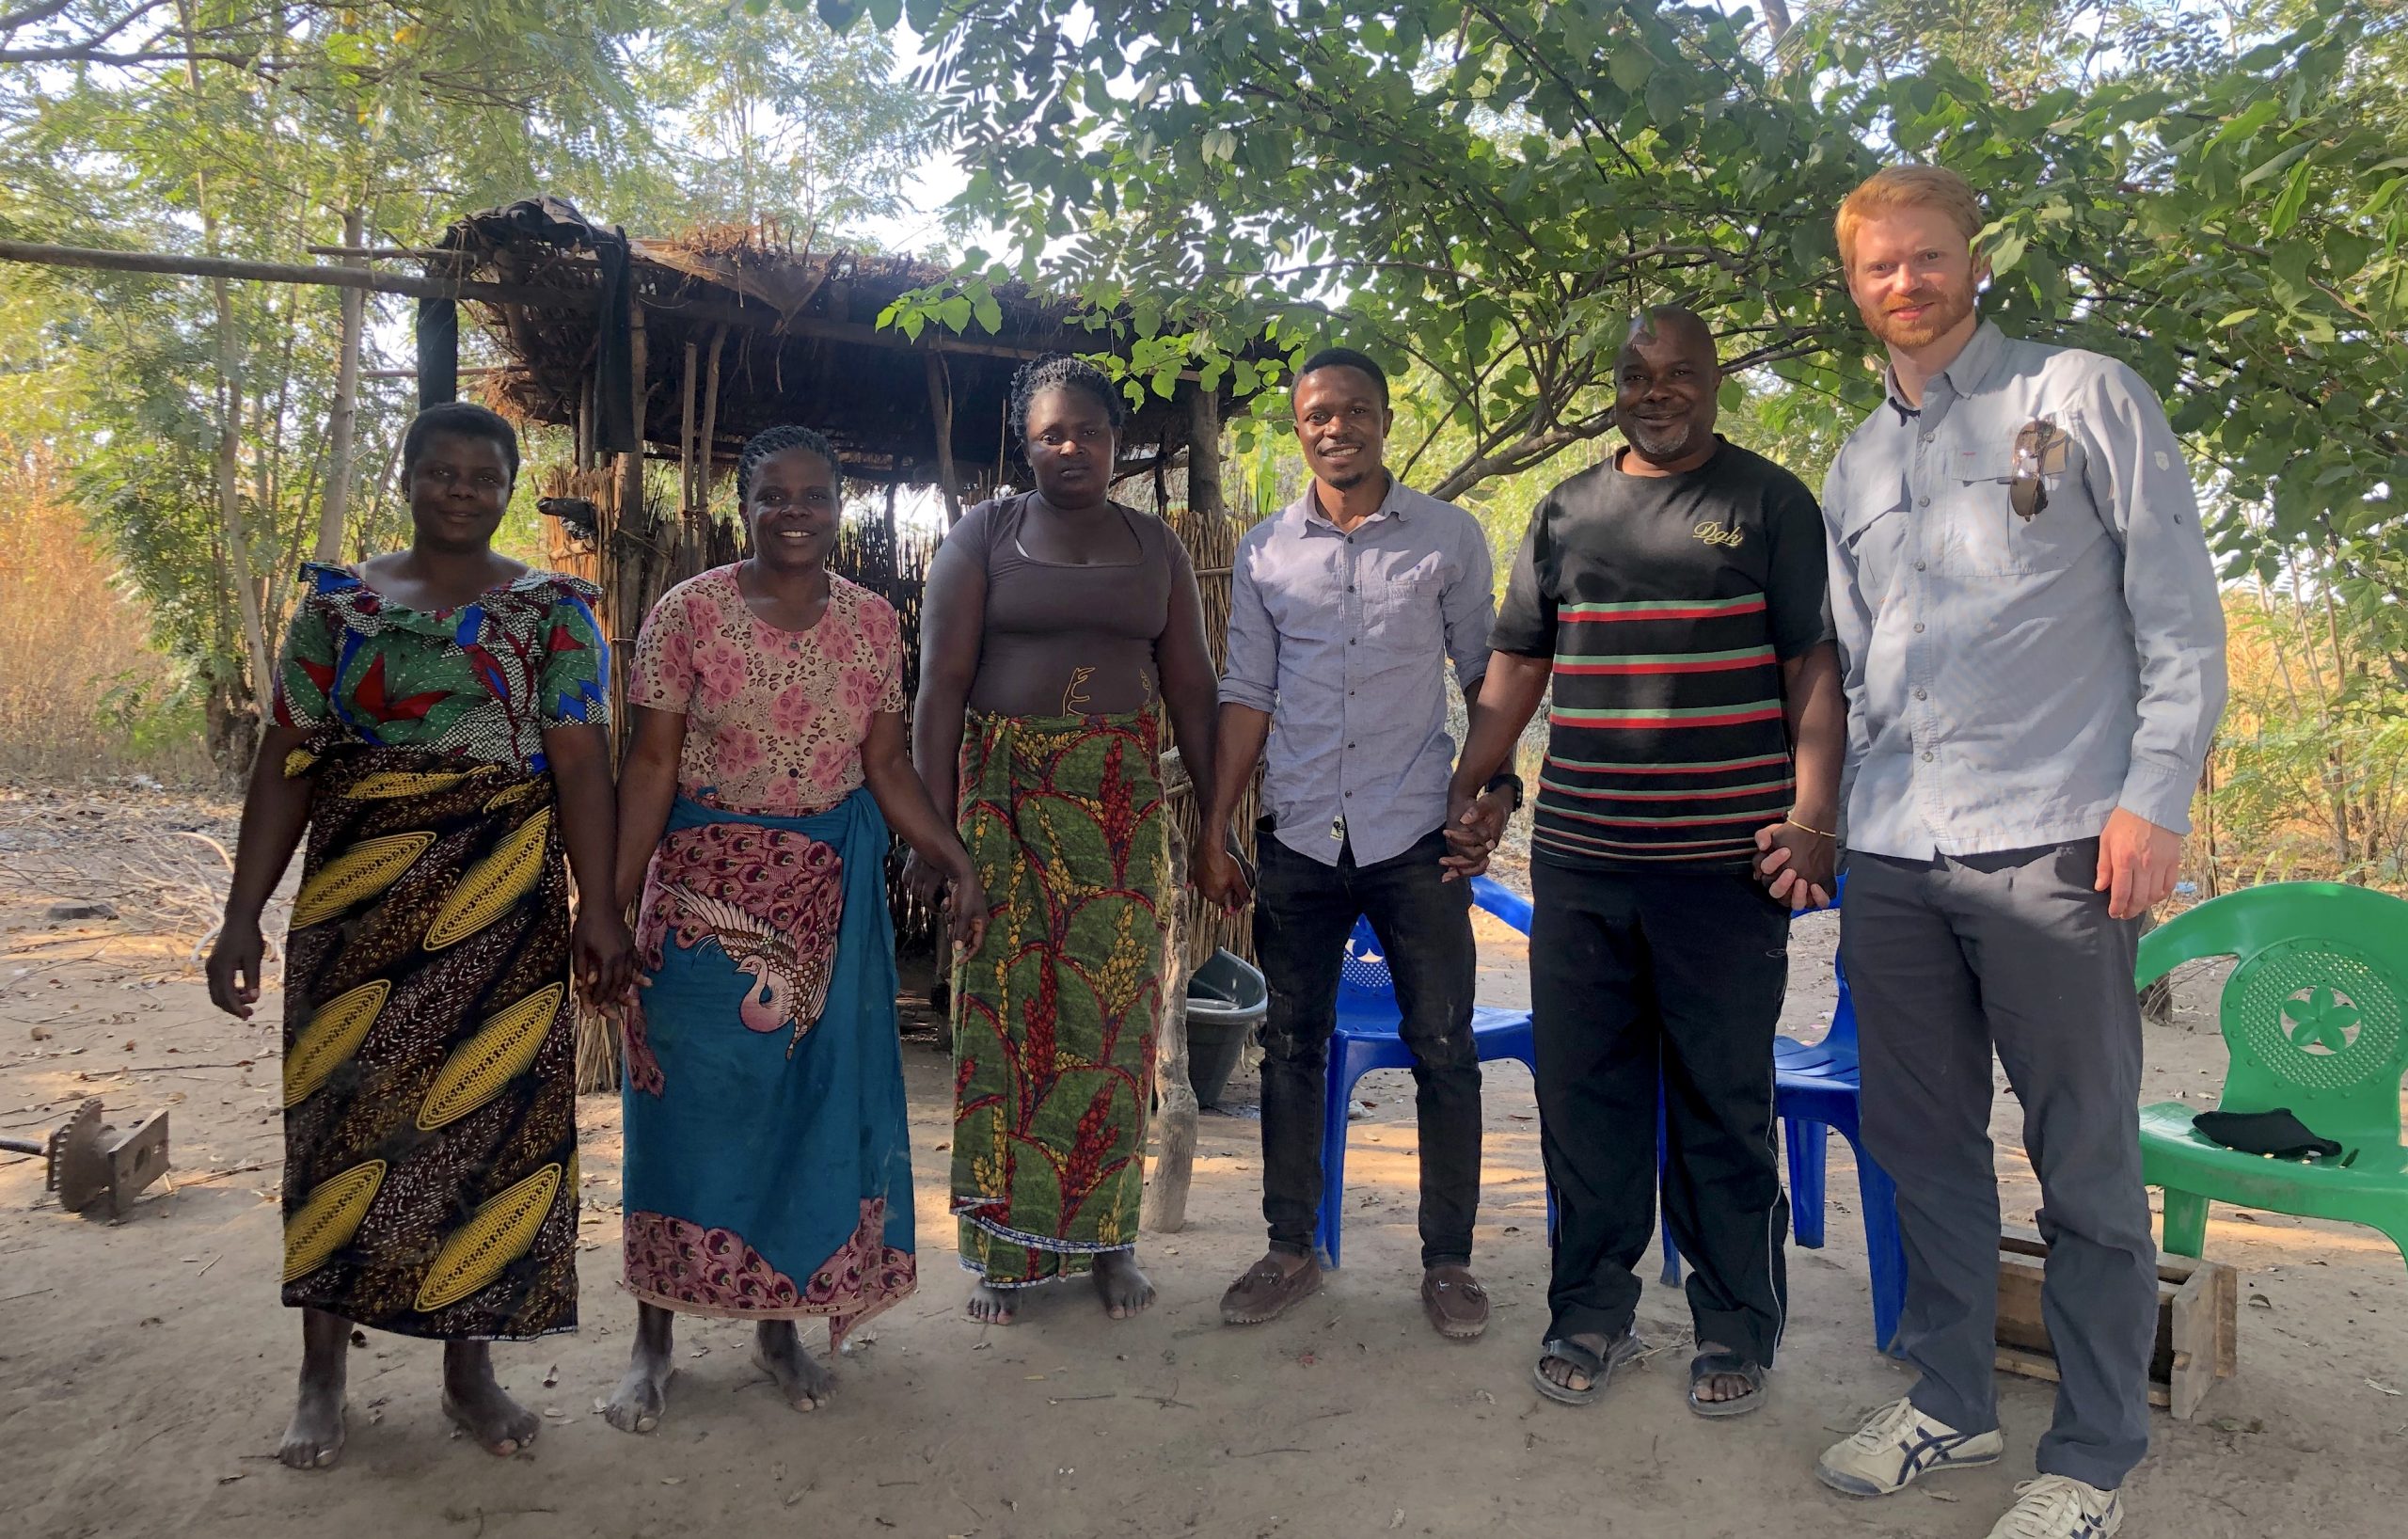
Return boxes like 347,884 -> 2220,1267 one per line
2,784 -> 2402,1539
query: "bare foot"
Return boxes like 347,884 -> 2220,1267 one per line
441,1341 -> 540,1456
603,1304 -> 674,1434
965,1282 -> 1019,1325
1093,1251 -> 1155,1320
277,1308 -> 350,1470
752,1320 -> 833,1412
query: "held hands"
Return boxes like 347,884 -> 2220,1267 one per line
2097,807 -> 2183,921
904,849 -> 991,955
944,864 -> 992,955
1752,815 -> 1837,912
1441,785 -> 1513,882
572,904 -> 637,1010
1193,836 -> 1253,914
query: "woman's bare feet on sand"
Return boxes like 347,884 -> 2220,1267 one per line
965,1281 -> 1019,1325
277,1309 -> 350,1470
1093,1251 -> 1155,1320
440,1341 -> 540,1456
603,1303 -> 675,1434
752,1320 -> 834,1412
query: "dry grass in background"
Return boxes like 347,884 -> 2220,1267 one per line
0,444 -> 210,785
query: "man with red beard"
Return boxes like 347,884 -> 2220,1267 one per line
1805,167 -> 2225,1539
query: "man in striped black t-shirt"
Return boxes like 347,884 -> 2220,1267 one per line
1452,307 -> 1845,1418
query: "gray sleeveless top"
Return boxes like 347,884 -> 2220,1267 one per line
950,493 -> 1176,719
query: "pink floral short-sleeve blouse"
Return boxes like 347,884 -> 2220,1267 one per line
627,566 -> 906,817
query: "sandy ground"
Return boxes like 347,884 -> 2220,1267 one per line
2,782 -> 2404,1539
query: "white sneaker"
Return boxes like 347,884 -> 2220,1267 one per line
1814,1396 -> 2005,1497
1986,1476 -> 2124,1539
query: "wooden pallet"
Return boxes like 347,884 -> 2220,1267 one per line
1992,1224 -> 2237,1421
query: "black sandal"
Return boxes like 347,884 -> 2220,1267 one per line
1686,1351 -> 1766,1418
1530,1330 -> 1642,1406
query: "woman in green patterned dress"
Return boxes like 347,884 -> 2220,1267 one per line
909,356 -> 1220,1325
207,403 -> 629,1469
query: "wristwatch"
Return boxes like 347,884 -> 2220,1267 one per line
1482,770 -> 1525,813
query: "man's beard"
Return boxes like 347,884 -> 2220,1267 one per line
1318,459 -> 1377,490
1861,275 -> 1977,350
1624,417 -> 1707,462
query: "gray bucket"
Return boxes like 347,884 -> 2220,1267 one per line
1185,947 -> 1267,1108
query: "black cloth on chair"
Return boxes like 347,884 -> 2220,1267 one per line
2193,1108 -> 2342,1161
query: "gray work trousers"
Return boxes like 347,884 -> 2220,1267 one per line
1841,840 -> 2155,1490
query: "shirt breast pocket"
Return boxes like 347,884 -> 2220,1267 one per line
1945,427 -> 2094,577
1370,569 -> 1443,658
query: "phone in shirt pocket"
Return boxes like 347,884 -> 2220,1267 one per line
1945,413 -> 2097,576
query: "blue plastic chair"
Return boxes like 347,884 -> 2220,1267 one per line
1315,875 -> 1549,1268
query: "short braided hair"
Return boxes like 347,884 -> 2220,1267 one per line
402,402 -> 519,485
1007,354 -> 1125,443
736,423 -> 838,503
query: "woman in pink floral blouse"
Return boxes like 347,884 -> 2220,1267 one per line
599,425 -> 986,1434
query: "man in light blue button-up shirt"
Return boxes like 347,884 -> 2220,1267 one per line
1196,349 -> 1513,1339
1807,167 -> 2226,1539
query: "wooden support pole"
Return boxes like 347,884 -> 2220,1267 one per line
678,340 -> 700,515
616,300 -> 648,590
1145,750 -> 1198,1236
1145,381 -> 1228,1230
926,352 -> 964,527
0,238 -> 597,309
697,328 -> 725,516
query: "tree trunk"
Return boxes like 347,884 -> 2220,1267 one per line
926,352 -> 963,526
1186,381 -> 1224,522
178,4 -> 271,740
315,207 -> 366,563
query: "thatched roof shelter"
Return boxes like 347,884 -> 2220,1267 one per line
430,198 -> 1249,512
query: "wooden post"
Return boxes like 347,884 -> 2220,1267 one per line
576,374 -> 594,473
1142,379 -> 1231,1229
314,208 -> 366,563
616,299 -> 648,554
1145,749 -> 1200,1235
926,352 -> 963,526
678,340 -> 700,514
697,328 -> 725,516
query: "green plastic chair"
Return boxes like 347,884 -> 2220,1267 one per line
2135,881 -> 2408,1273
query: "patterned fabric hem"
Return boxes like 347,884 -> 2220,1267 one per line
276,1302 -> 580,1346
624,1275 -> 916,1337
957,1254 -> 1133,1289
953,1202 -> 1135,1258
624,1203 -> 911,1346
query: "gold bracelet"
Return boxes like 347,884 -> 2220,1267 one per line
1784,815 -> 1837,839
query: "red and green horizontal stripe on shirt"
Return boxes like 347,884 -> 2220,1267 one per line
1537,593 -> 1790,872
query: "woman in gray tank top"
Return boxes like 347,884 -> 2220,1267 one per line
910,356 -> 1221,1326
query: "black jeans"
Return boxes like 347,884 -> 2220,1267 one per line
1529,861 -> 1791,1366
1253,827 -> 1481,1267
